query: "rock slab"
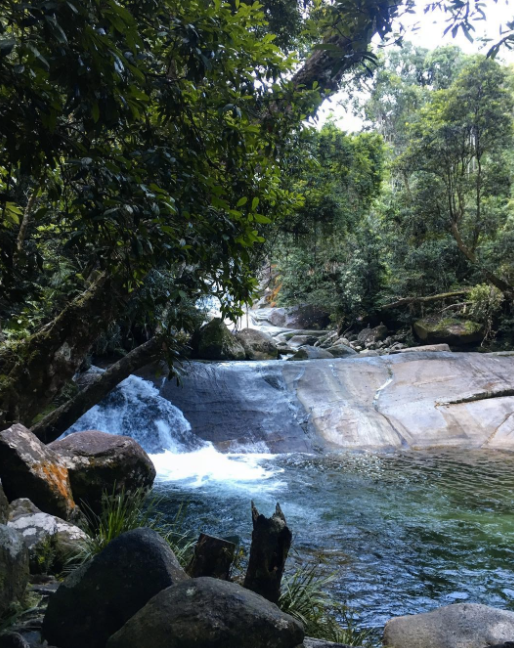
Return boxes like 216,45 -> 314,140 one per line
0,424 -> 76,520
0,524 -> 29,617
107,577 -> 304,648
50,430 -> 156,515
8,498 -> 87,572
43,527 -> 188,648
383,603 -> 514,648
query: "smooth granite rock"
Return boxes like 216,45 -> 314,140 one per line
107,577 -> 304,648
383,603 -> 514,648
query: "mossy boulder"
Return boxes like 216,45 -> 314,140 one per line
235,329 -> 279,360
195,318 -> 246,361
413,317 -> 484,346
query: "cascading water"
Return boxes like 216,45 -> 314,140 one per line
66,370 -> 282,488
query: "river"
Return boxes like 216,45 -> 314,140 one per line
66,358 -> 514,634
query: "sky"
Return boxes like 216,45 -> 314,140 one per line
314,0 -> 514,131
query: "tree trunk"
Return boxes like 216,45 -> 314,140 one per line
381,290 -> 472,311
244,502 -> 292,604
30,336 -> 163,443
0,274 -> 127,429
187,533 -> 236,581
291,2 -> 399,94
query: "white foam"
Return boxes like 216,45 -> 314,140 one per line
151,444 -> 284,490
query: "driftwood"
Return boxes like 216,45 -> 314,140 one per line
31,336 -> 163,444
243,502 -> 292,604
381,289 -> 472,311
187,533 -> 236,580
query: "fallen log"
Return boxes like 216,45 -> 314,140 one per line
31,336 -> 163,444
381,289 -> 472,311
187,533 -> 236,580
244,502 -> 292,604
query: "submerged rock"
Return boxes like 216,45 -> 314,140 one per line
288,346 -> 334,361
8,498 -> 87,572
107,577 -> 304,648
414,317 -> 483,345
383,603 -> 514,648
235,328 -> 279,360
0,424 -> 76,520
43,527 -> 188,648
50,430 -> 155,515
194,318 -> 246,360
0,524 -> 29,617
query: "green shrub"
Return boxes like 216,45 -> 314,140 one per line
469,283 -> 504,340
279,563 -> 372,646
69,487 -> 194,570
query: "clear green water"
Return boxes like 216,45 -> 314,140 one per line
154,449 -> 514,631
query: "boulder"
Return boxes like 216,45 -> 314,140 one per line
0,524 -> 29,617
326,344 -> 358,358
0,483 -> 8,523
288,346 -> 334,361
383,603 -> 514,648
8,499 -> 88,573
0,424 -> 76,521
357,323 -> 388,344
49,430 -> 156,515
0,633 -> 30,648
235,329 -> 279,360
267,305 -> 330,330
194,318 -> 246,360
413,317 -> 483,346
107,577 -> 304,648
43,527 -> 188,648
289,334 -> 321,347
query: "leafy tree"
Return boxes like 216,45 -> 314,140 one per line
270,124 -> 386,323
396,56 -> 514,295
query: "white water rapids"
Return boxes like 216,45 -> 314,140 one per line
66,372 -> 283,491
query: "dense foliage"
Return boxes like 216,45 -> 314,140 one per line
271,43 -> 514,339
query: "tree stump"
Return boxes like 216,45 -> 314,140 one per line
187,533 -> 236,580
243,502 -> 292,604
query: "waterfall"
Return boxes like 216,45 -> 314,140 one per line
65,370 -> 282,488
67,372 -> 197,454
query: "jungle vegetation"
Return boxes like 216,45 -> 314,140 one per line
1,0 -> 513,433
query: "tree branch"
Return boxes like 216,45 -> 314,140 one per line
31,336 -> 163,444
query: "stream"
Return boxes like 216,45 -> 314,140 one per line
66,364 -> 514,633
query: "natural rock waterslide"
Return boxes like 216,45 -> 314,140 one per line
152,351 -> 514,452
